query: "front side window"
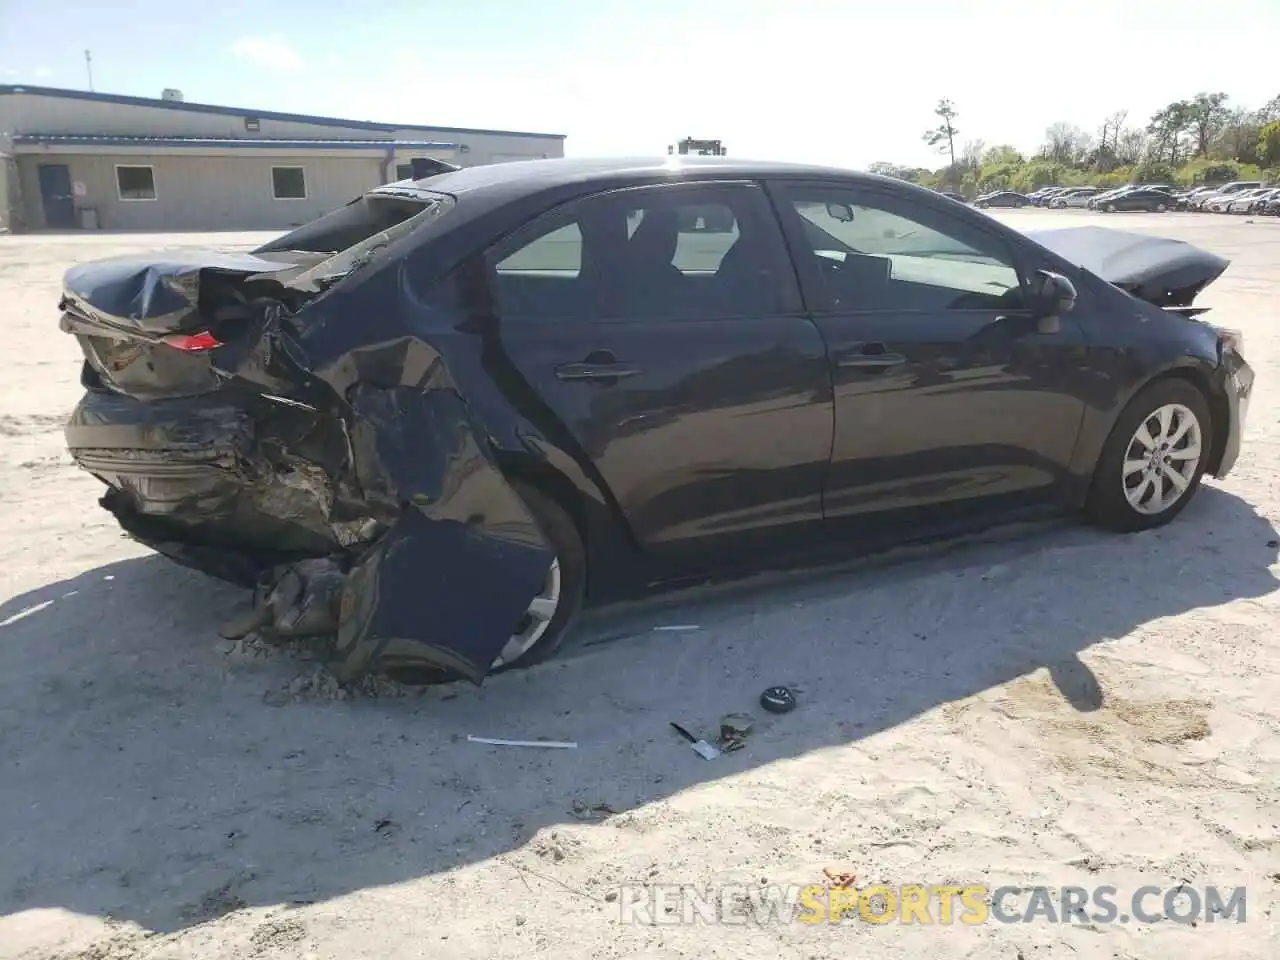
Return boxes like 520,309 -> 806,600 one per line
116,165 -> 155,201
272,167 -> 307,200
489,183 -> 796,320
782,187 -> 1025,312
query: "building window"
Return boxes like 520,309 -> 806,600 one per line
244,116 -> 261,131
395,163 -> 414,181
271,167 -> 307,200
115,165 -> 156,201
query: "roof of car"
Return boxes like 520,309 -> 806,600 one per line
405,156 -> 893,196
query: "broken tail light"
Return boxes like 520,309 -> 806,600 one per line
161,331 -> 223,352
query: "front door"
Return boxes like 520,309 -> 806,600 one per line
770,180 -> 1088,534
484,179 -> 834,576
37,164 -> 76,229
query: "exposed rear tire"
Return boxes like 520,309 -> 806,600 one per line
489,482 -> 586,673
1086,378 -> 1212,533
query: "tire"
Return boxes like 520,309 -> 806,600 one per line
489,482 -> 587,673
979,202 -> 989,209
1155,203 -> 1167,212
1086,378 -> 1213,533
1105,203 -> 1116,212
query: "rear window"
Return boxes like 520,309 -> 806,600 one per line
252,189 -> 455,289
255,190 -> 455,258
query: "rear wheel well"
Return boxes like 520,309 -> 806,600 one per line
1142,367 -> 1228,474
495,456 -> 591,586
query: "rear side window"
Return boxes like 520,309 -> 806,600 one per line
495,223 -> 582,276
487,182 -> 799,321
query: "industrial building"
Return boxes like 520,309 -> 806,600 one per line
0,84 -> 566,232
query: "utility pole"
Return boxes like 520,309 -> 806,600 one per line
84,50 -> 94,92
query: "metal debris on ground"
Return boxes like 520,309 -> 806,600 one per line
823,867 -> 858,888
652,624 -> 700,632
569,800 -> 619,821
670,722 -> 721,760
718,713 -> 755,751
466,735 -> 578,749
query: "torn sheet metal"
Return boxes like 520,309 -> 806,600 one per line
1027,226 -> 1230,306
61,202 -> 551,685
324,379 -> 553,685
60,252 -> 299,336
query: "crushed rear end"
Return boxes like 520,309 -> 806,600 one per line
61,184 -> 555,685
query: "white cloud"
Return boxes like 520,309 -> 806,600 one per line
229,37 -> 304,73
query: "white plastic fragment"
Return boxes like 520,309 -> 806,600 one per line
466,736 -> 578,749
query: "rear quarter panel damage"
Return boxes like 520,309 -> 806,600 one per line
284,274 -> 555,684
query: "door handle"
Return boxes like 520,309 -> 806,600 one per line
554,360 -> 641,382
837,343 -> 907,369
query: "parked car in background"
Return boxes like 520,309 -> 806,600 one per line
1172,187 -> 1211,210
1088,187 -> 1135,209
1206,190 -> 1258,213
1260,194 -> 1280,216
1192,181 -> 1263,210
54,157 -> 1254,684
1226,187 -> 1279,214
1096,188 -> 1175,212
975,191 -> 1029,208
1026,187 -> 1057,206
1051,187 -> 1100,208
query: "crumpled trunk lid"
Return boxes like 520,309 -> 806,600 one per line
60,251 -> 309,400
1026,226 -> 1230,307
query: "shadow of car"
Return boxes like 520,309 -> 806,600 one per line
0,482 -> 1274,933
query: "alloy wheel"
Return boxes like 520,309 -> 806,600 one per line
1121,403 -> 1203,516
491,558 -> 562,667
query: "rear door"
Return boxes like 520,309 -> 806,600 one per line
769,179 -> 1089,534
484,179 -> 834,575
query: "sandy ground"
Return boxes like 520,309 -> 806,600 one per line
1,212 -> 1279,959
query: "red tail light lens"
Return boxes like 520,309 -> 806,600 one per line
161,331 -> 223,352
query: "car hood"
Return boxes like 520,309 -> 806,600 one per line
1025,226 -> 1230,307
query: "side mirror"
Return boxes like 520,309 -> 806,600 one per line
826,202 -> 856,223
1029,269 -> 1076,333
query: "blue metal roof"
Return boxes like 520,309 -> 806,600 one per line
13,134 -> 457,151
0,84 -> 567,141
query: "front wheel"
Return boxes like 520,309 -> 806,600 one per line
1086,378 -> 1212,533
1155,202 -> 1167,212
1105,203 -> 1116,212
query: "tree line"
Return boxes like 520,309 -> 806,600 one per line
874,94 -> 1280,195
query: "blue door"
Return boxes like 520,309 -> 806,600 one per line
37,164 -> 75,229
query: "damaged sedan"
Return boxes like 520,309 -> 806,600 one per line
60,158 -> 1253,685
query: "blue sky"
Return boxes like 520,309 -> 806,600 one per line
1,0 -> 1276,168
